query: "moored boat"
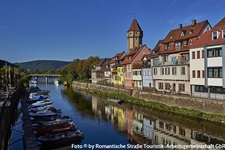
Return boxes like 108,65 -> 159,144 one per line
54,79 -> 59,85
33,116 -> 73,126
33,122 -> 77,134
29,104 -> 53,112
29,107 -> 61,121
107,98 -> 125,104
38,130 -> 83,145
28,99 -> 53,108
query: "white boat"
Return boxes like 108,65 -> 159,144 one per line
54,79 -> 59,85
107,98 -> 125,104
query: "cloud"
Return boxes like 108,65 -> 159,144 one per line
0,26 -> 9,29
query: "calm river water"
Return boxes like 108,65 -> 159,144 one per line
8,81 -> 225,150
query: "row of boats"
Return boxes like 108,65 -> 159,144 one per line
27,86 -> 83,146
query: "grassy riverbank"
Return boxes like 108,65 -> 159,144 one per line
89,88 -> 225,124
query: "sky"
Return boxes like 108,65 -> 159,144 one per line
0,0 -> 225,63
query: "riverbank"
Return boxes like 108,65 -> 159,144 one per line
72,81 -> 225,124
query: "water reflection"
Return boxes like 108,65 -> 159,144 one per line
74,88 -> 225,147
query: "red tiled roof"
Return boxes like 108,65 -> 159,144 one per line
109,51 -> 126,64
162,20 -> 209,43
127,18 -> 143,32
122,47 -> 140,65
190,31 -> 211,48
141,53 -> 151,61
153,40 -> 163,52
191,17 -> 225,48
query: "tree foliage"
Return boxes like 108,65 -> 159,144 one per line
57,56 -> 99,83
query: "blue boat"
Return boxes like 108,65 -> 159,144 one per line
29,107 -> 61,121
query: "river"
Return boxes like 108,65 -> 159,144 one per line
7,81 -> 225,150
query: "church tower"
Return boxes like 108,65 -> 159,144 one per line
127,18 -> 143,53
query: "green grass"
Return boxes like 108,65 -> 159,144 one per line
89,88 -> 225,124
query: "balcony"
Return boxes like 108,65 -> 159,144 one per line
153,59 -> 189,66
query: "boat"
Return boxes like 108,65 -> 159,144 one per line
33,121 -> 77,134
28,100 -> 53,108
54,79 -> 59,85
29,87 -> 50,96
107,98 -> 125,104
27,95 -> 49,104
33,116 -> 73,126
29,107 -> 61,121
29,104 -> 53,112
38,130 -> 83,145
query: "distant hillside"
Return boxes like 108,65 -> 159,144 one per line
14,60 -> 72,71
0,59 -> 17,68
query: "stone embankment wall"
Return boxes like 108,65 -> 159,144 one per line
72,81 -> 225,115
0,87 -> 23,150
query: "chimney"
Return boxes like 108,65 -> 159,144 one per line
179,24 -> 182,29
192,20 -> 196,26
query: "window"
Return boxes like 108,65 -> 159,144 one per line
212,31 -> 218,40
179,127 -> 186,136
192,70 -> 196,78
207,67 -> 222,78
160,68 -> 164,75
190,39 -> 193,45
223,29 -> 225,38
207,48 -> 222,57
181,30 -> 186,36
179,84 -> 185,92
197,51 -> 200,59
172,67 -> 177,75
195,85 -> 208,92
175,42 -> 181,50
170,34 -> 173,39
154,68 -> 157,75
189,30 -> 193,34
165,83 -> 170,90
165,44 -> 168,50
192,51 -> 195,59
165,67 -> 170,75
181,67 -> 185,75
202,70 -> 205,78
197,70 -> 200,78
183,40 -> 187,47
162,55 -> 168,62
202,50 -> 204,58
159,83 -> 163,90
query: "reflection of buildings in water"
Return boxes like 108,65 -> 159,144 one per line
154,120 -> 191,145
92,96 -> 98,112
154,130 -> 189,146
91,96 -> 106,119
191,131 -> 225,145
125,109 -> 135,136
113,106 -> 125,130
133,113 -> 143,134
105,105 -> 114,123
143,118 -> 155,141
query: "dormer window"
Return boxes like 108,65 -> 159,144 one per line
180,30 -> 186,36
213,31 -> 218,40
223,29 -> 225,38
170,35 -> 173,39
189,30 -> 193,34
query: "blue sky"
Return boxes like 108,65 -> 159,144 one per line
0,0 -> 224,63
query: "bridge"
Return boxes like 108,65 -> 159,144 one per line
29,74 -> 61,77
29,74 -> 61,83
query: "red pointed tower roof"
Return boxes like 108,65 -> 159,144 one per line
127,18 -> 143,32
